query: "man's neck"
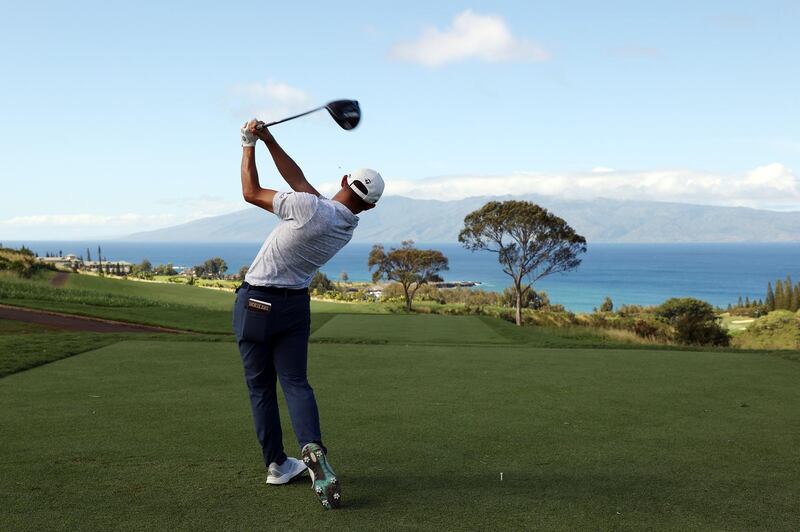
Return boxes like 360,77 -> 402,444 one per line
331,191 -> 362,215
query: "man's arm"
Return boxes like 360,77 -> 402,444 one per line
253,124 -> 320,196
241,144 -> 278,213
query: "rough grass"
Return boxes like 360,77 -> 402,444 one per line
732,310 -> 800,351
1,339 -> 799,530
0,273 -> 387,334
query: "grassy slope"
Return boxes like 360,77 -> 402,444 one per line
0,272 -> 385,334
1,339 -> 798,530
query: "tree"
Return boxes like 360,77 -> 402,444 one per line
86,248 -> 91,262
793,283 -> 800,313
340,271 -> 349,282
195,257 -> 227,279
655,298 -> 729,346
131,259 -> 154,279
238,266 -> 249,281
369,241 -> 449,312
766,281 -> 775,311
600,296 -> 614,313
153,263 -> 177,276
775,280 -> 786,310
459,200 -> 586,326
97,246 -> 103,276
309,271 -> 334,293
502,286 -> 551,310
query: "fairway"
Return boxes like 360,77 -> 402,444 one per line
2,332 -> 799,530
312,314 -> 513,344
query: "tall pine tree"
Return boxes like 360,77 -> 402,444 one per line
775,279 -> 785,310
766,281 -> 775,311
792,282 -> 800,312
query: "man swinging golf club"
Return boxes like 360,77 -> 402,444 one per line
233,118 -> 383,510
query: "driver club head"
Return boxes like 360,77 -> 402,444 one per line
325,100 -> 361,130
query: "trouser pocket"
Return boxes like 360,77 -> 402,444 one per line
243,296 -> 273,343
235,293 -> 274,343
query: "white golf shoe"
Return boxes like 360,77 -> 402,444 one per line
266,456 -> 307,485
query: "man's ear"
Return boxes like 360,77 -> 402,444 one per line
340,175 -> 348,188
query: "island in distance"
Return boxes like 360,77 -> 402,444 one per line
123,194 -> 800,244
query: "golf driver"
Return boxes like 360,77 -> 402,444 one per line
256,99 -> 361,131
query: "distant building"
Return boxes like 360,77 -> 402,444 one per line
83,260 -> 133,274
38,256 -> 80,270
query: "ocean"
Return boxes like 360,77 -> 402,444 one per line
5,241 -> 799,313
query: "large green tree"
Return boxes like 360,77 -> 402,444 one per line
458,201 -> 586,326
368,241 -> 449,312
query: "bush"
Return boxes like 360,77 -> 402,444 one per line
0,247 -> 48,278
655,298 -> 729,346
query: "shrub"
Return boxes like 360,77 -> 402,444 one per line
655,298 -> 729,346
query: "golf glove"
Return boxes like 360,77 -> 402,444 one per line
240,126 -> 258,147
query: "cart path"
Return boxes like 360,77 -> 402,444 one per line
0,304 -> 186,334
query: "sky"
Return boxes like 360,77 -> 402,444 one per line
1,0 -> 799,239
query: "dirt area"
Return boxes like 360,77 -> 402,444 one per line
50,272 -> 69,287
0,305 -> 185,334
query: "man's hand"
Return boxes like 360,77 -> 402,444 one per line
241,120 -> 259,147
243,119 -> 275,144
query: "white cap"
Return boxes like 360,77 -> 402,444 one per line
347,168 -> 384,204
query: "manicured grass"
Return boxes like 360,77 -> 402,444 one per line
2,270 -> 800,529
312,314 -> 513,345
309,298 -> 388,314
1,339 -> 798,530
0,332 -> 129,378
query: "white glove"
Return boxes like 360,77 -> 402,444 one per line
240,121 -> 258,147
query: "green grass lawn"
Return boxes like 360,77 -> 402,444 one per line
312,314 -> 514,345
2,272 -> 800,529
1,338 -> 798,530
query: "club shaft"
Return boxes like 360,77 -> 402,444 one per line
256,106 -> 326,129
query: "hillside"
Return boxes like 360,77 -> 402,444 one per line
122,195 -> 800,243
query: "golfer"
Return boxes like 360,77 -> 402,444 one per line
233,119 -> 383,509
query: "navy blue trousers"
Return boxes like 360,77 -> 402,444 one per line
232,286 -> 324,466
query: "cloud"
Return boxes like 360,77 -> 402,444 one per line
229,80 -> 314,122
371,163 -> 800,211
0,213 -> 181,239
389,10 -> 550,67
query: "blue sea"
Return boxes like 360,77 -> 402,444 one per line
5,241 -> 800,313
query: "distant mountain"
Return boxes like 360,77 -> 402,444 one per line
122,195 -> 800,243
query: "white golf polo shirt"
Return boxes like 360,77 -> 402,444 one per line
244,191 -> 359,289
